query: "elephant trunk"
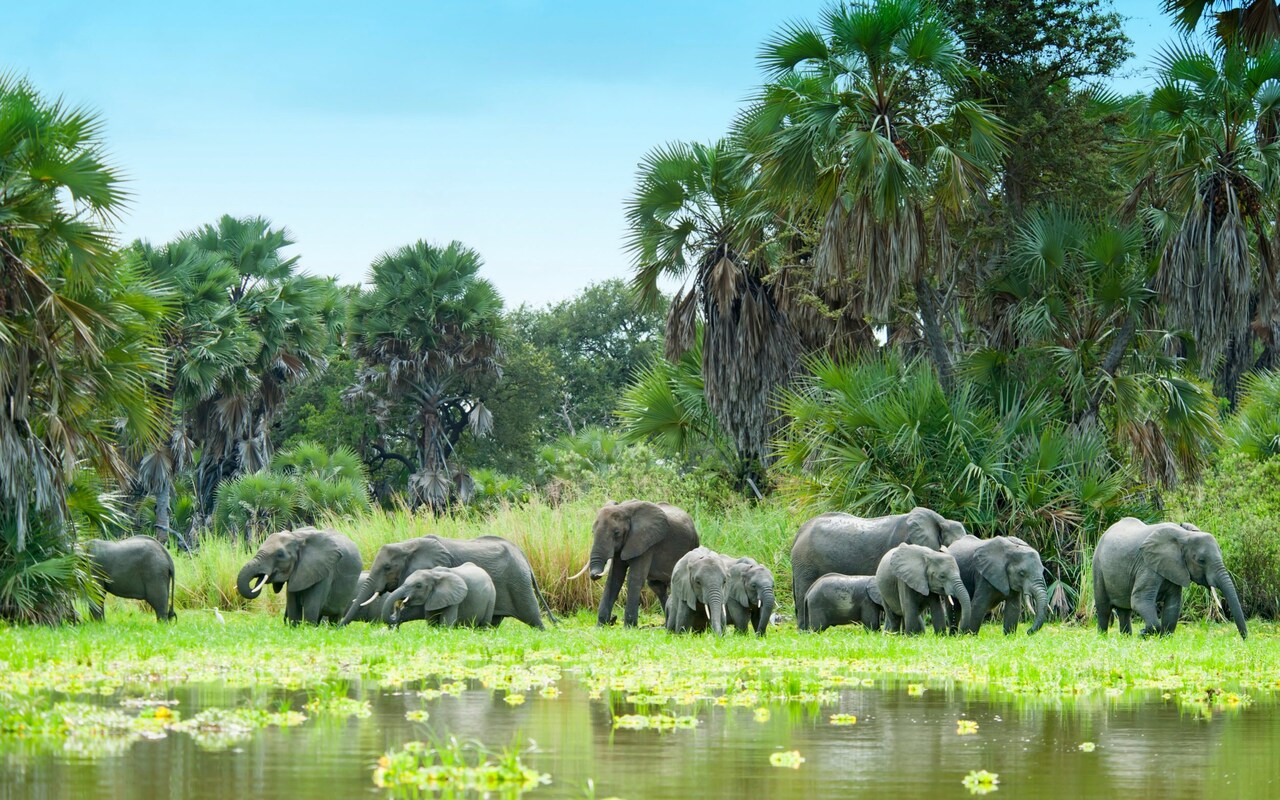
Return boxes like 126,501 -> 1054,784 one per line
385,586 -> 411,626
339,573 -> 378,626
587,533 -> 612,581
950,579 -> 971,635
707,589 -> 725,636
237,556 -> 267,600
1212,565 -> 1248,640
756,588 -> 776,636
1027,580 -> 1049,635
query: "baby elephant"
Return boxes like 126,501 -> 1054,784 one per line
876,544 -> 971,635
84,536 -> 176,622
946,535 -> 1049,635
722,556 -> 776,636
666,547 -> 730,635
804,574 -> 884,632
386,564 -> 496,628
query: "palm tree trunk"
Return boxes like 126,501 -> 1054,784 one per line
915,278 -> 954,393
154,480 -> 172,543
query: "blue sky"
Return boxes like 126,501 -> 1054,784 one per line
8,1 -> 1176,306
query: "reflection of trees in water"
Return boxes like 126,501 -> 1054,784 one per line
8,681 -> 1280,799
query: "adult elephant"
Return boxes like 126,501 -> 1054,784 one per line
1093,518 -> 1247,639
791,508 -> 967,629
946,535 -> 1048,635
343,572 -> 392,623
875,544 -> 971,635
84,536 -> 176,622
571,500 -> 699,627
237,527 -> 362,625
340,535 -> 554,628
664,547 -> 729,635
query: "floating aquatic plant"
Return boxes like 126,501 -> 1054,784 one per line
372,738 -> 549,796
962,770 -> 1000,794
769,750 -> 805,769
829,714 -> 858,725
956,719 -> 979,735
611,714 -> 699,731
1078,742 -> 1096,752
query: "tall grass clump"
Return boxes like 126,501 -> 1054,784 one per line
774,354 -> 1142,595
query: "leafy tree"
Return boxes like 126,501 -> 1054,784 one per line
626,140 -> 799,483
743,0 -> 1009,390
347,240 -> 504,509
456,336 -> 561,477
1163,0 -> 1280,48
0,75 -> 169,620
1120,41 -> 1280,403
940,0 -> 1132,215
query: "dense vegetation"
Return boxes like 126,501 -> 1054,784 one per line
4,0 -> 1280,625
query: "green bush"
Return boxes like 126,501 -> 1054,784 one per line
1228,370 -> 1280,461
1166,453 -> 1280,619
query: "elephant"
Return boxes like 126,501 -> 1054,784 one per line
790,508 -> 968,629
721,556 -> 776,636
803,574 -> 884,633
946,535 -> 1049,635
664,547 -> 729,635
343,572 -> 393,623
83,536 -> 176,622
385,564 -> 497,628
237,527 -> 362,625
1093,517 -> 1247,639
875,544 -> 971,635
572,500 -> 700,627
340,535 -> 554,628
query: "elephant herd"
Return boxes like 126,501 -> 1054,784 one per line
82,500 -> 1249,640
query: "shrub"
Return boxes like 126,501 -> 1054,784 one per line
1228,370 -> 1280,461
1165,453 -> 1280,619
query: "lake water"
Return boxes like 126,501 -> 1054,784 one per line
4,678 -> 1277,800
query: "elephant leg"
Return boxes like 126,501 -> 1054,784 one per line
928,595 -> 947,635
1131,572 -> 1163,636
966,582 -> 996,635
1002,592 -> 1022,635
900,586 -> 923,635
300,579 -> 332,625
648,580 -> 669,616
596,561 -> 627,626
440,606 -> 459,627
511,579 -> 546,630
1116,608 -> 1132,635
792,567 -> 816,630
146,587 -> 169,623
1094,570 -> 1112,633
883,605 -> 901,633
285,591 -> 302,625
865,606 -> 882,631
622,553 -> 653,627
1158,584 -> 1182,634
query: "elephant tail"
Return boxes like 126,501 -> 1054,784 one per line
532,572 -> 558,626
167,561 -> 177,620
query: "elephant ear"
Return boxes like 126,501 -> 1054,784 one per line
426,573 -> 469,611
729,566 -> 751,608
904,508 -> 941,549
867,581 -> 884,607
891,550 -> 931,595
974,542 -> 1011,595
621,502 -> 668,562
290,535 -> 341,593
674,561 -> 698,612
1139,526 -> 1191,587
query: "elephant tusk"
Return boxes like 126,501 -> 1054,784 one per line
359,591 -> 382,608
703,605 -> 710,619
252,573 -> 270,592
568,562 -> 591,580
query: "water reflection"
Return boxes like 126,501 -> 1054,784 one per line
3,680 -> 1277,800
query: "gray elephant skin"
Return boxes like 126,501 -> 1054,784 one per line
581,500 -> 699,627
341,535 -> 553,628
721,556 -> 776,636
665,547 -> 729,635
947,535 -> 1048,635
804,574 -> 884,632
1093,517 -> 1247,639
237,527 -> 362,625
84,536 -> 176,622
386,564 -> 496,628
790,508 -> 967,629
343,572 -> 392,623
875,544 -> 971,635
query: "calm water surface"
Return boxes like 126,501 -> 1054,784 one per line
4,678 -> 1278,800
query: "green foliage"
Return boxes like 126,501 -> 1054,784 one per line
535,427 -> 627,485
776,354 -> 1144,586
1166,453 -> 1280,618
212,442 -> 371,541
1228,370 -> 1280,459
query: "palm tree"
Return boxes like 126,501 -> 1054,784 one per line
1163,0 -> 1280,48
1120,41 -> 1280,403
0,75 -> 168,618
347,241 -> 504,509
741,0 -> 1008,390
174,216 -> 343,521
626,139 -> 800,487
